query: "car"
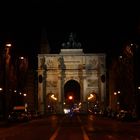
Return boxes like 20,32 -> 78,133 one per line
116,110 -> 138,122
8,106 -> 31,123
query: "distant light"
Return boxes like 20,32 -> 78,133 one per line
25,103 -> 28,108
0,88 -> 3,91
19,56 -> 24,59
64,108 -> 70,114
6,43 -> 12,47
119,55 -> 122,59
23,93 -> 27,97
138,86 -> 140,90
117,102 -> 120,104
114,92 -> 117,95
118,91 -> 120,94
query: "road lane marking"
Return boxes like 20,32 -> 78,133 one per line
77,116 -> 90,140
81,126 -> 90,140
49,127 -> 60,140
49,115 -> 66,140
50,116 -> 89,140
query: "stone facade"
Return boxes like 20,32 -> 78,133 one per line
37,49 -> 106,114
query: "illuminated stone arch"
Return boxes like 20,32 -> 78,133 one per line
37,48 -> 106,114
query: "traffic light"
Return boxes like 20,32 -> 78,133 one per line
68,95 -> 73,100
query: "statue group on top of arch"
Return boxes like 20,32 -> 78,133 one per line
61,32 -> 82,49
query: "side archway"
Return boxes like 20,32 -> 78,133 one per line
87,91 -> 99,114
46,92 -> 58,114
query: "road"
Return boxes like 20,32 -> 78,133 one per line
0,114 -> 140,140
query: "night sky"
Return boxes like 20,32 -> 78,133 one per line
0,1 -> 140,57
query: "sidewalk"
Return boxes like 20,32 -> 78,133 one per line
0,120 -> 9,127
136,120 -> 140,124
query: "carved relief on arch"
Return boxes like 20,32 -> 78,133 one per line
64,77 -> 80,85
39,57 -> 45,68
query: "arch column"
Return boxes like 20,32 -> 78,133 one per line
38,69 -> 44,114
38,68 -> 47,115
42,69 -> 47,115
60,75 -> 65,114
57,75 -> 62,113
81,68 -> 88,113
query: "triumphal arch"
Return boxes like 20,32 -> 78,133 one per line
37,33 -> 106,114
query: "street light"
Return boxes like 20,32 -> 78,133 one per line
51,94 -> 57,101
5,43 -> 12,47
114,91 -> 121,111
3,43 -> 12,120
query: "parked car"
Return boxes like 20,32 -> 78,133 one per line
31,111 -> 42,119
116,110 -> 138,122
8,106 -> 31,123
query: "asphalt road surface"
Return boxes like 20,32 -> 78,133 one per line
0,114 -> 140,140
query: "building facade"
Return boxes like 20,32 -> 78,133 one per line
37,48 -> 106,114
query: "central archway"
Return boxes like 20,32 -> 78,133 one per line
64,80 -> 80,104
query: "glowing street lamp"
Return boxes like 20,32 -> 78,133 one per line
114,92 -> 117,95
114,91 -> 121,111
51,94 -> 57,101
19,56 -> 24,60
23,93 -> 27,97
5,43 -> 12,47
88,93 -> 94,100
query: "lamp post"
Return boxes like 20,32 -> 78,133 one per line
3,43 -> 12,120
16,56 -> 25,106
113,91 -> 120,112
